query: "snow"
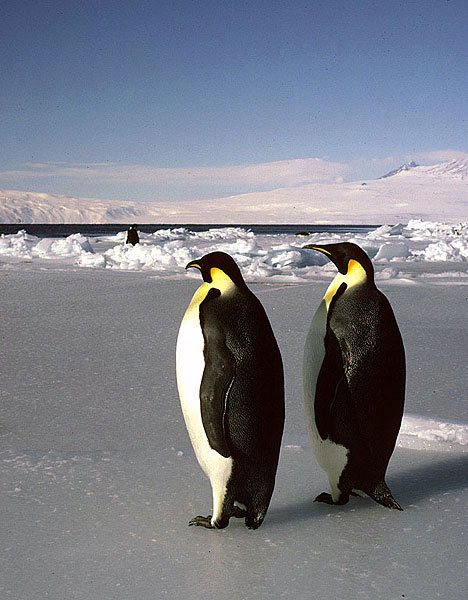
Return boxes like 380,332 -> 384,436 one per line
380,159 -> 468,181
1,158 -> 468,224
1,220 -> 467,284
1,223 -> 467,599
399,416 -> 468,450
379,160 -> 419,179
422,159 -> 468,180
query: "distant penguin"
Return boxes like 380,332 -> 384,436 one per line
126,224 -> 139,245
176,251 -> 285,529
302,242 -> 405,510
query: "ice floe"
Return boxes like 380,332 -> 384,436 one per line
0,220 -> 467,281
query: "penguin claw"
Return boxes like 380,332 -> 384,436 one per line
188,515 -> 214,528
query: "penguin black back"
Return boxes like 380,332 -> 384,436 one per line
126,224 -> 139,245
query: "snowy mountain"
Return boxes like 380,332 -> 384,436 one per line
378,161 -> 419,179
380,159 -> 468,181
1,159 -> 467,224
422,158 -> 468,180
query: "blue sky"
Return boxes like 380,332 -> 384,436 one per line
1,0 -> 467,202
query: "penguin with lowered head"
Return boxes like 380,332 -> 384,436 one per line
176,251 -> 285,529
302,242 -> 405,510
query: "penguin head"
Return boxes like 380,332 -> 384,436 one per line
186,251 -> 247,288
303,242 -> 375,283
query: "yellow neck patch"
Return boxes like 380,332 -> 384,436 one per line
323,259 -> 367,309
186,267 -> 236,315
209,267 -> 236,294
346,259 -> 367,284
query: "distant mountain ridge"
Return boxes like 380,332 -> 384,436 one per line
0,190 -> 164,225
1,159 -> 467,224
379,158 -> 468,180
379,161 -> 419,179
422,158 -> 468,180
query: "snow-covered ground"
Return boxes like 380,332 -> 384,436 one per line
1,221 -> 467,599
1,158 -> 468,224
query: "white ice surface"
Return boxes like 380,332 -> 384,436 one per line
1,247 -> 467,599
1,220 -> 468,284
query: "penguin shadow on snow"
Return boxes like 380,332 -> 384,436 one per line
390,451 -> 468,505
267,496 -> 324,526
269,452 -> 468,526
267,482 -> 390,526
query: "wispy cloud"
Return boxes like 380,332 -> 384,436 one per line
369,156 -> 397,167
408,149 -> 468,164
0,158 -> 349,188
3,152 -> 465,200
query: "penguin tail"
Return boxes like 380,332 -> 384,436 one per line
368,481 -> 403,511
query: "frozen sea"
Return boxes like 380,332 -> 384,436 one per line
1,221 -> 467,599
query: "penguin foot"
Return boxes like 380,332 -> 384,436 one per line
189,515 -> 231,528
188,515 -> 215,528
314,492 -> 349,506
314,492 -> 335,505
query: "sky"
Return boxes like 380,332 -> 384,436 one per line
1,0 -> 468,202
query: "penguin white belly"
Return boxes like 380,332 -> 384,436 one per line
176,291 -> 233,522
303,298 -> 348,500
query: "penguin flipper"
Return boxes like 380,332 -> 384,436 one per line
199,345 -> 234,458
199,291 -> 235,458
315,327 -> 349,440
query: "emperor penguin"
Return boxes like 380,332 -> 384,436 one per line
176,251 -> 285,529
126,224 -> 139,245
302,242 -> 405,510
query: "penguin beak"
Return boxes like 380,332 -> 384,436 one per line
302,244 -> 332,256
303,243 -> 350,275
185,260 -> 201,271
